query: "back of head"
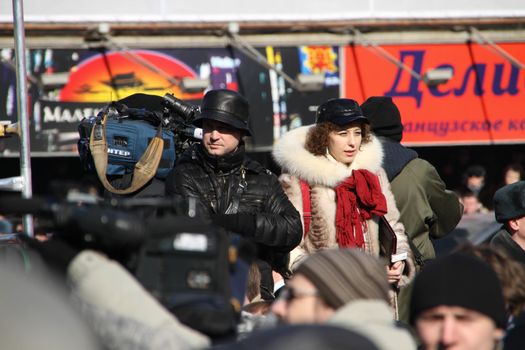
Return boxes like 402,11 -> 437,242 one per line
456,244 -> 525,317
493,180 -> 525,223
464,165 -> 486,179
218,324 -> 380,350
360,96 -> 403,142
294,249 -> 389,309
410,252 -> 507,329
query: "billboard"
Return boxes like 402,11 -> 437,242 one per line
342,42 -> 525,145
0,45 -> 339,155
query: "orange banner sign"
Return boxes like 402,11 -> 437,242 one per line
343,43 -> 525,145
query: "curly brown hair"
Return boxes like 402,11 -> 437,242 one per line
456,244 -> 525,317
305,121 -> 372,156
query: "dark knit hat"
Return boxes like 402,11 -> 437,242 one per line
294,249 -> 389,309
494,180 -> 525,223
360,96 -> 403,142
194,89 -> 251,135
316,98 -> 368,126
410,252 -> 507,329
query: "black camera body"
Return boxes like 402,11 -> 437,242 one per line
0,195 -> 241,339
134,220 -> 238,337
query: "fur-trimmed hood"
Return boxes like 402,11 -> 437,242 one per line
272,125 -> 384,187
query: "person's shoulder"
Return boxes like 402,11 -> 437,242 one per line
490,228 -> 509,244
171,160 -> 202,178
401,158 -> 440,177
168,153 -> 205,185
404,157 -> 431,168
244,157 -> 274,177
173,145 -> 204,169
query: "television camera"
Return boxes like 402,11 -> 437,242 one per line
0,194 -> 243,337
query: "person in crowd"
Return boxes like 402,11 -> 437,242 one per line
237,262 -> 273,339
457,244 -> 525,350
410,252 -> 506,350
360,96 -> 463,323
460,189 -> 489,215
490,180 -> 525,267
460,164 -> 494,210
502,163 -> 523,186
270,249 -> 416,350
166,89 -> 302,300
272,98 -> 414,302
221,324 -> 382,350
463,165 -> 487,196
456,244 -> 525,325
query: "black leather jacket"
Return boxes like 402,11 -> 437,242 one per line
165,143 -> 302,275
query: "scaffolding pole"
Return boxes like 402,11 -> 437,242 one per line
12,0 -> 33,236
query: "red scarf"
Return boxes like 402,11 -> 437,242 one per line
335,169 -> 387,248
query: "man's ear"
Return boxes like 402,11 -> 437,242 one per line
508,218 -> 520,231
493,327 -> 505,344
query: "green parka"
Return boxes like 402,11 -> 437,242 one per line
379,137 -> 463,324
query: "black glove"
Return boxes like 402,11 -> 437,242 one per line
20,235 -> 79,276
211,213 -> 256,237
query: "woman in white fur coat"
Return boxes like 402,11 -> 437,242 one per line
272,98 -> 415,291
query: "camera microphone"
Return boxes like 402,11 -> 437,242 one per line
179,125 -> 203,140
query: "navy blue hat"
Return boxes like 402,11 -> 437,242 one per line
194,89 -> 251,135
494,180 -> 525,223
316,98 -> 369,126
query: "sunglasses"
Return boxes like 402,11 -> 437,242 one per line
278,287 -> 319,302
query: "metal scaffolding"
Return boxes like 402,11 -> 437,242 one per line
12,0 -> 33,236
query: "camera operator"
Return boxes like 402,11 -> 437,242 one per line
165,89 -> 302,300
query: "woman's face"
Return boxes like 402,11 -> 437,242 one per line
327,123 -> 363,165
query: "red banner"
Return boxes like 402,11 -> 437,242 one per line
343,43 -> 525,145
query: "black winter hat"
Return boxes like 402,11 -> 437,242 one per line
316,98 -> 369,126
410,252 -> 507,329
194,89 -> 251,135
494,180 -> 525,223
360,96 -> 403,142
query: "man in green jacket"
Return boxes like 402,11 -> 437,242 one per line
361,96 -> 463,324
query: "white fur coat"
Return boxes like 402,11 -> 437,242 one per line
273,125 -> 415,287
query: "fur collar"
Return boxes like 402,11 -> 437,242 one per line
273,125 -> 384,188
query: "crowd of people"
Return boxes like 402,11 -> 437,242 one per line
1,89 -> 525,350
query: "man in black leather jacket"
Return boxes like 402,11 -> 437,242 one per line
165,89 -> 302,299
